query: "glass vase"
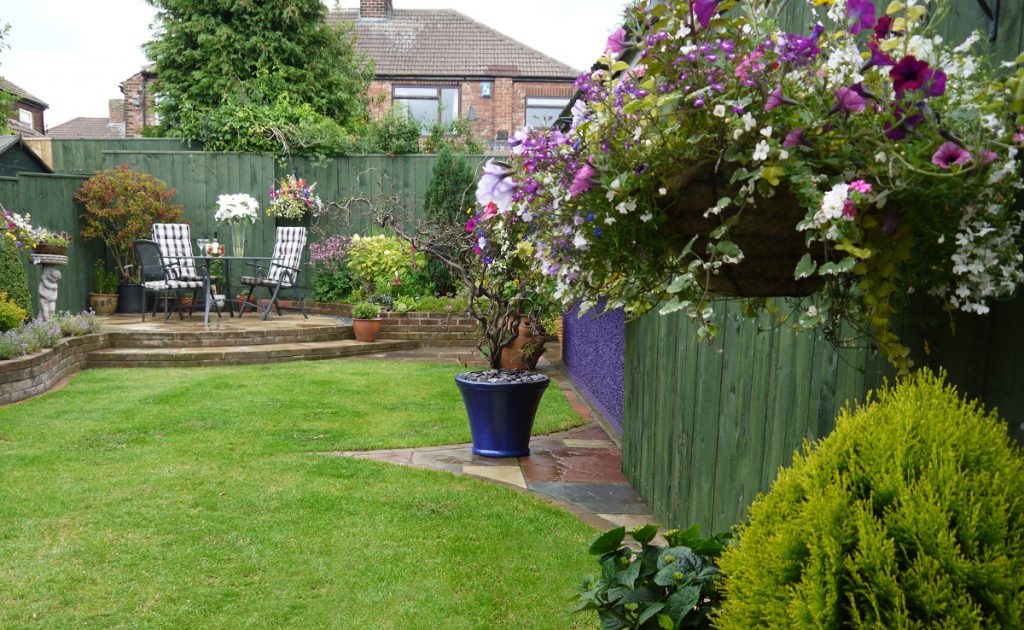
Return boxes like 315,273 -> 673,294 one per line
230,222 -> 246,258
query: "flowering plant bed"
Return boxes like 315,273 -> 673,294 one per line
267,175 -> 324,219
3,204 -> 72,254
496,0 -> 1024,369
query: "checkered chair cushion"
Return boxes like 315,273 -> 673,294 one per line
142,279 -> 205,290
151,223 -> 201,281
240,227 -> 306,288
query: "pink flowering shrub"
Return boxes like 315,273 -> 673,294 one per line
477,0 -> 1024,370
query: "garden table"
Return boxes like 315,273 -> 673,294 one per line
194,255 -> 273,325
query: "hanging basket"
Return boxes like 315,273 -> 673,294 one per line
661,162 -> 828,297
31,244 -> 69,256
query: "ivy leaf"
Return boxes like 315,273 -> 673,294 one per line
659,297 -> 690,315
794,253 -> 817,280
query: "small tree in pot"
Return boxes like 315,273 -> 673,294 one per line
356,167 -> 559,456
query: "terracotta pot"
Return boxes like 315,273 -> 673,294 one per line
88,293 -> 118,315
353,318 -> 382,342
661,162 -> 828,297
500,316 -> 547,371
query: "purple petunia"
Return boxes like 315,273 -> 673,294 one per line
606,28 -> 627,56
931,142 -> 972,169
847,0 -> 876,35
782,127 -> 810,148
569,162 -> 599,197
475,160 -> 516,211
833,87 -> 867,113
884,105 -> 924,141
764,84 -> 795,111
890,56 -> 945,97
694,0 -> 724,29
862,42 -> 894,72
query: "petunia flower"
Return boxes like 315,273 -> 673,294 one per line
606,28 -> 627,56
569,162 -> 598,197
978,150 -> 998,165
890,56 -> 945,97
931,142 -> 972,169
862,42 -> 894,72
833,87 -> 867,113
475,159 -> 516,211
847,0 -> 876,35
874,15 -> 893,39
764,84 -> 797,111
782,127 -> 810,148
694,0 -> 724,29
884,104 -> 924,141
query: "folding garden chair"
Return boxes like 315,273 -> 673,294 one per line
238,227 -> 308,320
151,222 -> 206,313
133,239 -> 212,322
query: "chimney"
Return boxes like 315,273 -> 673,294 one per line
108,99 -> 125,124
359,0 -> 392,19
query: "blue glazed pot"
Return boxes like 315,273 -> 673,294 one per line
455,372 -> 550,457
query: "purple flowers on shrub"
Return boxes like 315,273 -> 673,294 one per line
569,163 -> 598,197
0,311 -> 101,361
931,142 -> 972,169
476,160 -> 516,211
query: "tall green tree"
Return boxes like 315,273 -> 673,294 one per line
144,0 -> 373,153
0,23 -> 18,134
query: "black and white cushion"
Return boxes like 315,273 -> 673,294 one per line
142,279 -> 205,290
151,223 -> 201,281
240,227 -> 306,288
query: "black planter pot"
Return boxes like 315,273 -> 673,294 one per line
116,283 -> 144,313
455,372 -> 550,457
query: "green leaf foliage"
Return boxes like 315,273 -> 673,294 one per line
144,0 -> 373,155
716,369 -> 1024,629
422,146 -> 476,295
0,291 -> 28,332
575,525 -> 730,629
0,237 -> 31,316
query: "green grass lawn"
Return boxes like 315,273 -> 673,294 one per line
0,360 -> 595,629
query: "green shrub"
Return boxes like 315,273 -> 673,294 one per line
357,106 -> 422,155
346,234 -> 423,295
716,369 -> 1024,629
0,237 -> 31,315
574,525 -> 729,629
423,118 -> 483,154
410,295 -> 468,314
351,301 -> 380,320
422,146 -> 476,295
92,260 -> 119,294
0,291 -> 28,332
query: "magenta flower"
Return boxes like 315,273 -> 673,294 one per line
842,199 -> 858,218
884,104 -> 924,140
847,0 -> 875,34
932,142 -> 972,169
833,87 -> 867,113
782,127 -> 810,148
862,42 -> 894,72
849,179 -> 872,194
764,84 -> 797,111
890,56 -> 945,97
606,28 -> 627,56
569,162 -> 598,197
475,159 -> 516,210
694,0 -> 724,28
978,150 -> 998,165
875,15 -> 893,39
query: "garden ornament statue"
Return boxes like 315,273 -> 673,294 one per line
36,264 -> 62,322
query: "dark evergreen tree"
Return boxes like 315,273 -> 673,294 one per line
422,146 -> 476,295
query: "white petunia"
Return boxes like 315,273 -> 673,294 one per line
713,104 -> 726,117
639,212 -> 653,222
760,126 -> 772,138
573,232 -> 589,250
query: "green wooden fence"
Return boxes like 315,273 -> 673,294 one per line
622,294 -> 1024,534
0,142 -> 490,312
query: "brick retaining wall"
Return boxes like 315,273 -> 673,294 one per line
286,302 -> 481,346
0,333 -> 110,405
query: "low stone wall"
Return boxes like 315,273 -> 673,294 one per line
0,333 -> 109,406
291,302 -> 480,346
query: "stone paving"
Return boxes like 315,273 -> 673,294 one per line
325,347 -> 661,533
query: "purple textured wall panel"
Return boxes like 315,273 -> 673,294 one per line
562,304 -> 625,433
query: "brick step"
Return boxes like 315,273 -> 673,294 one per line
87,339 -> 420,368
103,322 -> 352,349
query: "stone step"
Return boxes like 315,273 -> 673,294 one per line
102,321 -> 351,349
87,339 -> 420,368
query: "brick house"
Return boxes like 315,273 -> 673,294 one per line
1,78 -> 48,137
328,0 -> 580,150
48,99 -> 127,139
116,1 -> 579,148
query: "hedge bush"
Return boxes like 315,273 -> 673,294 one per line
715,370 -> 1024,629
0,292 -> 28,332
0,237 -> 31,316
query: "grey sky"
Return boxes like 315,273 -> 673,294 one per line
1,0 -> 626,128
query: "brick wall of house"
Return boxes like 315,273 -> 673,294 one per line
108,99 -> 125,124
121,71 -> 158,137
12,100 -> 45,134
360,0 -> 392,19
369,78 -> 575,148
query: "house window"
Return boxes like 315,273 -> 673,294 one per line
393,86 -> 459,132
18,108 -> 33,126
525,97 -> 569,128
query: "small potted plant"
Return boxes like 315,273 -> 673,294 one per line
31,229 -> 73,256
89,260 -> 119,315
351,301 -> 383,342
